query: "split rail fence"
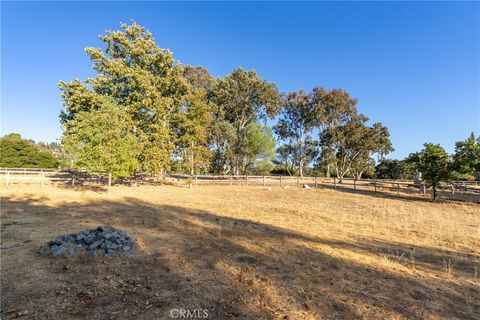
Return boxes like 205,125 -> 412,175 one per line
1,168 -> 479,202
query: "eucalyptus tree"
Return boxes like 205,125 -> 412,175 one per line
274,90 -> 317,177
211,68 -> 281,175
313,88 -> 392,180
175,66 -> 214,175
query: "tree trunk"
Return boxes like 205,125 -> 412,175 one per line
432,184 -> 437,200
190,153 -> 194,176
108,172 -> 112,192
299,161 -> 304,177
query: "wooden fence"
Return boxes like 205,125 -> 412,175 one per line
1,168 -> 479,202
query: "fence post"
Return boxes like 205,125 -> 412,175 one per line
354,179 -> 357,190
263,175 -> 265,187
213,175 -> 215,185
280,175 -> 282,187
229,175 -> 232,185
451,185 -> 455,196
314,176 -> 317,188
177,177 -> 180,187
246,175 -> 249,186
397,183 -> 400,196
195,175 -> 198,187
71,177 -> 75,187
422,184 -> 426,195
333,178 -> 336,190
374,179 -> 377,193
6,171 -> 10,186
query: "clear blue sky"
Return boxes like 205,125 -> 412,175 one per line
1,1 -> 479,159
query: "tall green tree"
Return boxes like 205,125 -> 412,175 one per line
452,132 -> 480,180
211,68 -> 281,175
274,90 -> 317,177
59,21 -> 188,176
240,122 -> 276,174
175,65 -> 214,175
318,112 -> 392,181
405,143 -> 452,200
311,88 -> 392,180
62,101 -> 139,190
311,88 -> 358,177
0,133 -> 58,168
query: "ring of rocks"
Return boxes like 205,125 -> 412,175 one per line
38,226 -> 135,258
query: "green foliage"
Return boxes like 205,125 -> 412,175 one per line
405,143 -> 452,199
174,75 -> 213,175
452,132 -> 480,180
304,87 -> 393,180
317,98 -> 393,180
62,102 -> 139,178
275,90 -> 317,176
240,122 -> 276,174
211,68 -> 281,175
375,159 -> 407,179
59,21 -> 188,176
0,133 -> 58,168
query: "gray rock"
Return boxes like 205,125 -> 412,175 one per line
89,240 -> 102,250
74,244 -> 84,253
38,246 -> 49,255
51,245 -> 65,257
84,234 -> 96,245
42,226 -> 134,258
48,237 -> 63,246
67,246 -> 75,256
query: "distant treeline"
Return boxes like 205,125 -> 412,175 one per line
0,133 -> 60,168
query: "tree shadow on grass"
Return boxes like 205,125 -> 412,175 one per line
1,195 -> 479,319
319,183 -> 480,204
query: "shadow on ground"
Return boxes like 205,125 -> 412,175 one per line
316,182 -> 480,204
1,195 -> 479,319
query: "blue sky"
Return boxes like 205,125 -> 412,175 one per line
1,1 -> 479,159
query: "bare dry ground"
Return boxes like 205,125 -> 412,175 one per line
1,183 -> 479,319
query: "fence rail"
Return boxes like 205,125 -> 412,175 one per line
1,168 -> 479,202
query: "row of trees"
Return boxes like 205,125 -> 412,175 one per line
59,22 -> 393,185
374,134 -> 480,199
58,22 -> 479,197
376,133 -> 480,181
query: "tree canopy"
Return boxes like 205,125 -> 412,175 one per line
54,20 -> 475,188
274,90 -> 317,176
405,143 -> 452,199
0,133 -> 58,168
452,132 -> 480,180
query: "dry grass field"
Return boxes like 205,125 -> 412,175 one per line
1,183 -> 479,319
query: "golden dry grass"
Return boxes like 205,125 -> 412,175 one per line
1,183 -> 479,319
